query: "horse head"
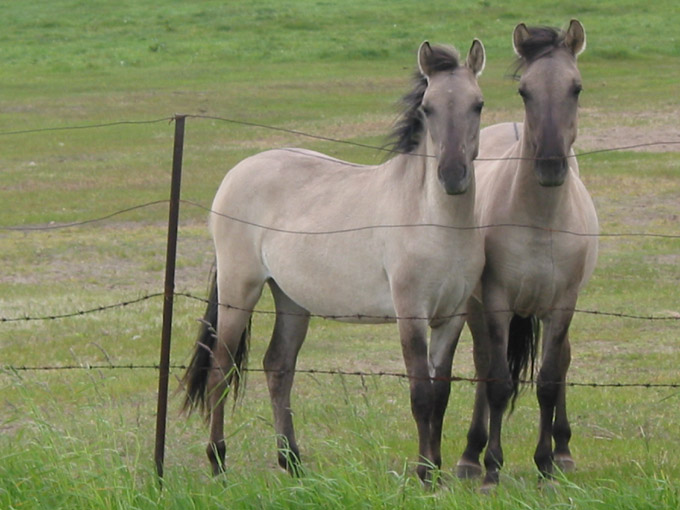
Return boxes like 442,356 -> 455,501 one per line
513,19 -> 586,187
418,39 -> 486,195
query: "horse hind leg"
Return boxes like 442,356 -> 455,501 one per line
206,282 -> 262,476
263,280 -> 310,476
456,299 -> 489,480
534,312 -> 573,480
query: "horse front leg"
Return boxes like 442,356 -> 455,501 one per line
534,311 -> 573,480
553,334 -> 575,472
398,316 -> 437,484
428,316 -> 465,476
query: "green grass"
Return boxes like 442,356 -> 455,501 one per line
1,0 -> 680,508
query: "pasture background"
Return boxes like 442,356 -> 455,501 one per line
1,0 -> 679,508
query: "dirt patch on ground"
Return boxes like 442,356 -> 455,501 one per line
578,107 -> 680,153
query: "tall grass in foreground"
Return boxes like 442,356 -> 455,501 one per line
2,373 -> 678,510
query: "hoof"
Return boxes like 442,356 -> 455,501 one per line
554,454 -> 576,473
207,441 -> 227,476
456,459 -> 483,479
278,450 -> 303,477
480,471 -> 500,494
479,481 -> 497,495
539,477 -> 561,492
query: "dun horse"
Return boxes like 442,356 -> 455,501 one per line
454,20 -> 598,489
183,39 -> 486,483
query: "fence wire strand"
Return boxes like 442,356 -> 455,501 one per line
0,200 -> 169,232
2,290 -> 678,324
0,117 -> 174,137
3,363 -> 679,390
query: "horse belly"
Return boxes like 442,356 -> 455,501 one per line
262,236 -> 396,324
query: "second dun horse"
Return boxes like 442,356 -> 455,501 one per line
183,39 -> 486,483
455,20 -> 599,489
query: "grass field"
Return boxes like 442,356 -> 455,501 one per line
1,1 -> 679,508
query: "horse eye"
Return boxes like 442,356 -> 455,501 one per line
518,88 -> 529,101
474,101 -> 484,113
573,84 -> 583,96
420,104 -> 433,117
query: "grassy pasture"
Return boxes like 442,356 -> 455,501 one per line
1,0 -> 679,508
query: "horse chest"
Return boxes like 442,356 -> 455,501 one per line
487,233 -> 583,314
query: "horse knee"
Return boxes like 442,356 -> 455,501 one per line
536,378 -> 559,408
487,378 -> 513,410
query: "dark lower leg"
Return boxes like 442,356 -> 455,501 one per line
457,382 -> 488,478
482,377 -> 512,487
534,376 -> 558,478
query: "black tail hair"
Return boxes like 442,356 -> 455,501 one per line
182,268 -> 251,419
507,314 -> 541,412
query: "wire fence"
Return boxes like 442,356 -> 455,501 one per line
2,114 -> 679,384
3,113 -> 678,479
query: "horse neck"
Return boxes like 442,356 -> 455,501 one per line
404,133 -> 476,225
511,125 -> 572,221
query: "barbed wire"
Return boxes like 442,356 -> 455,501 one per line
0,117 -> 174,137
2,196 -> 677,239
0,200 -> 169,232
2,115 -> 677,238
0,293 -> 163,323
2,363 -> 679,390
1,290 -> 678,323
0,113 -> 677,161
186,113 -> 680,161
179,199 -> 680,239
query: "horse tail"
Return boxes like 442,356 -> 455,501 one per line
507,314 -> 540,412
182,268 -> 251,419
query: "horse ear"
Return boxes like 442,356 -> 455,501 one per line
418,41 -> 434,79
466,38 -> 486,77
565,19 -> 586,57
513,23 -> 531,57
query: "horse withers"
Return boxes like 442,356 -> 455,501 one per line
183,39 -> 487,484
455,20 -> 599,489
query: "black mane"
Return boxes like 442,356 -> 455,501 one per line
513,26 -> 567,75
387,45 -> 460,155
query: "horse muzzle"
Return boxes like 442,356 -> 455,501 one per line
438,162 -> 472,195
535,156 -> 568,187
